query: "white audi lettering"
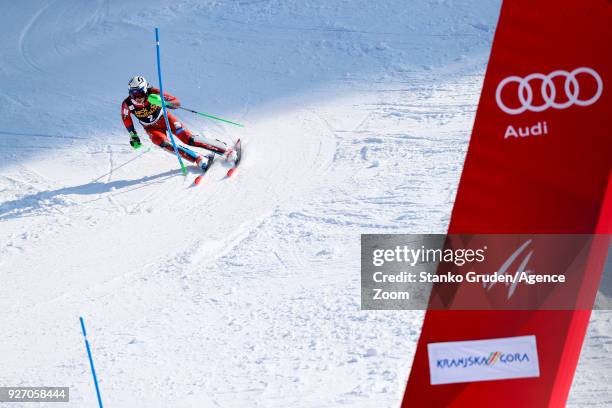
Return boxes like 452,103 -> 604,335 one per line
504,121 -> 548,139
496,67 -> 603,115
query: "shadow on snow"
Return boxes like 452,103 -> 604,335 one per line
0,168 -> 185,221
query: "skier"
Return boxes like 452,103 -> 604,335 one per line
121,75 -> 236,171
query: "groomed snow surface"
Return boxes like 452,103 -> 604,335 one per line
0,1 -> 609,407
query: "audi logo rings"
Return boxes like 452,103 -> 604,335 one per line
495,67 -> 603,115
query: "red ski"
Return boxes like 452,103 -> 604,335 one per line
193,154 -> 215,186
226,139 -> 242,178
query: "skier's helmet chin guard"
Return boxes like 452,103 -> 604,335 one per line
128,75 -> 149,103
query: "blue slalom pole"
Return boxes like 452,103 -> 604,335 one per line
80,317 -> 104,408
155,27 -> 187,175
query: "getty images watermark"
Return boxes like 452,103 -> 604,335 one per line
361,234 -> 612,310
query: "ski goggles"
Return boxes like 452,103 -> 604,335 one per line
129,88 -> 147,99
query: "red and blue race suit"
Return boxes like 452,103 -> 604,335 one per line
121,87 -> 227,162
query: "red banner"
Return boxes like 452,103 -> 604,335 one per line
402,1 -> 612,406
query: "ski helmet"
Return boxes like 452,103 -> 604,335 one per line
128,75 -> 149,100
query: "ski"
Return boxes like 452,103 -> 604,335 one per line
226,139 -> 242,178
193,154 -> 215,186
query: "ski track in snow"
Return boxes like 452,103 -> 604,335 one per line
17,1 -> 49,73
0,1 -> 610,407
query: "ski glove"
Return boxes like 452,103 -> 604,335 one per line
148,93 -> 176,109
129,131 -> 142,149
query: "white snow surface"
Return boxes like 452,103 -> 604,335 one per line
0,1 -> 609,407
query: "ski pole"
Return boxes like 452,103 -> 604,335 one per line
147,94 -> 244,127
176,106 -> 244,128
154,28 -> 187,176
91,146 -> 151,183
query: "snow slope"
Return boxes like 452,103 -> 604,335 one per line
0,1 -> 609,407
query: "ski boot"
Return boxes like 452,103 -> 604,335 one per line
224,146 -> 238,163
196,155 -> 214,172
